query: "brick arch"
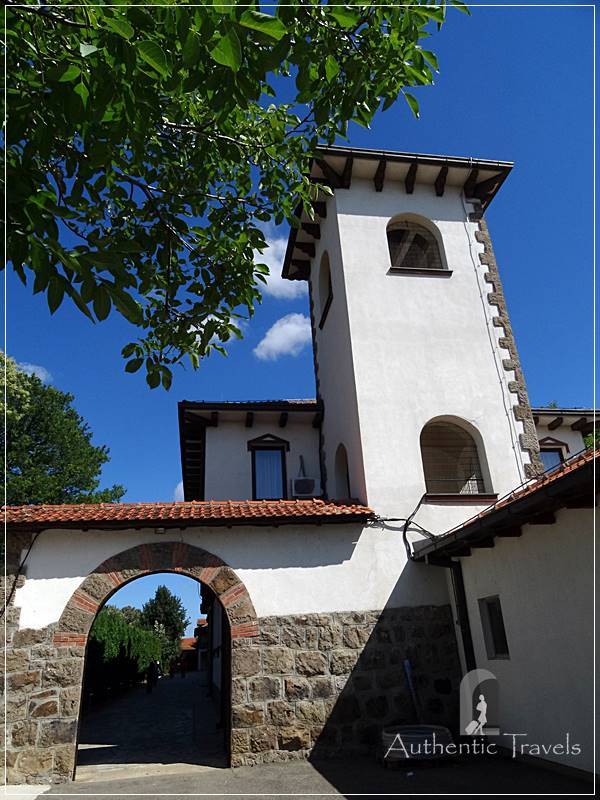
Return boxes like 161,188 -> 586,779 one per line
55,541 -> 259,646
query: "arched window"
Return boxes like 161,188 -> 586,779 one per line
318,252 -> 333,328
334,443 -> 351,498
420,421 -> 487,495
387,219 -> 443,272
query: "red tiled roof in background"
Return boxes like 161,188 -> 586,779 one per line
180,637 -> 198,651
4,498 -> 373,530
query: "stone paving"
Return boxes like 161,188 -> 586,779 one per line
46,754 -> 593,797
75,670 -> 226,781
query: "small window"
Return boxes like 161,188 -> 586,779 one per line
248,434 -> 289,500
420,421 -> 487,494
478,596 -> 510,659
387,221 -> 442,272
539,448 -> 563,472
318,252 -> 333,329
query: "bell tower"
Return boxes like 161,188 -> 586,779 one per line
282,146 -> 542,526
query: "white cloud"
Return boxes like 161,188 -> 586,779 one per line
17,362 -> 52,384
253,313 -> 312,362
255,236 -> 307,300
173,481 -> 184,502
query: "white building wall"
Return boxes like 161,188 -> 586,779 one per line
310,194 -> 367,504
314,179 -> 527,527
458,507 -> 595,772
14,522 -> 449,630
203,418 -> 320,500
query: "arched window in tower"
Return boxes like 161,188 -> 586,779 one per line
334,443 -> 351,499
420,421 -> 488,495
318,251 -> 333,329
387,219 -> 443,272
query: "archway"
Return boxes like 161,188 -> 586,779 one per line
52,541 -> 258,781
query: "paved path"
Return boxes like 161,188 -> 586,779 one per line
76,671 -> 225,782
49,754 -> 592,797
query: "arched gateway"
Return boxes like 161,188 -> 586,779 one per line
9,541 -> 258,783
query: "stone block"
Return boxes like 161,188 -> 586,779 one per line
12,628 -> 51,648
211,568 -> 240,595
15,748 -> 53,777
8,670 -> 40,692
232,648 -> 261,677
42,660 -> 82,689
11,721 -> 38,747
231,704 -> 264,728
285,677 -> 310,700
231,678 -> 247,705
29,697 -> 59,719
310,676 -> 334,699
59,687 -> 81,717
278,726 -> 311,751
248,676 -> 281,702
330,649 -> 358,675
262,647 -> 295,675
249,726 -> 277,753
257,626 -> 280,646
280,625 -> 305,648
266,700 -> 296,726
231,729 -> 250,754
38,719 -> 77,747
295,651 -> 327,677
5,649 -> 30,673
305,627 -> 318,649
318,625 -> 343,650
343,626 -> 371,649
295,700 -> 325,724
52,744 -> 75,778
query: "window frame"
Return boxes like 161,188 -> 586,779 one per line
318,267 -> 333,329
478,595 -> 510,660
247,434 -> 290,500
538,436 -> 569,472
386,218 -> 452,277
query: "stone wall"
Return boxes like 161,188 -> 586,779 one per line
230,605 -> 461,766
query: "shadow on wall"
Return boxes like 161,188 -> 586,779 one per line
21,524 -> 362,583
303,564 -> 462,780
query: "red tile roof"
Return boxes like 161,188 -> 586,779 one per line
180,637 -> 198,651
4,499 -> 373,530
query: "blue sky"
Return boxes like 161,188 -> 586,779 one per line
7,4 -> 595,516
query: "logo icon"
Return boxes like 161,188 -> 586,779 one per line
460,668 -> 500,736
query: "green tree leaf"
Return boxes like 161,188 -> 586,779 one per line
210,29 -> 242,72
137,40 -> 170,77
403,91 -> 420,119
325,55 -> 340,83
58,64 -> 81,83
239,10 -> 287,41
104,16 -> 135,40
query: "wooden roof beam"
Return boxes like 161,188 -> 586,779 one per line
313,201 -> 327,219
341,156 -> 354,188
463,168 -> 479,198
373,158 -> 387,192
279,412 -> 288,428
301,222 -> 321,239
295,241 -> 316,258
316,159 -> 343,189
548,416 -> 563,430
245,411 -> 254,428
405,162 -> 418,194
571,417 -> 590,432
435,165 -> 448,197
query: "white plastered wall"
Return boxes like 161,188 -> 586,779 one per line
13,521 -> 449,630
203,418 -> 320,500
458,507 -> 595,773
315,179 -> 527,528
